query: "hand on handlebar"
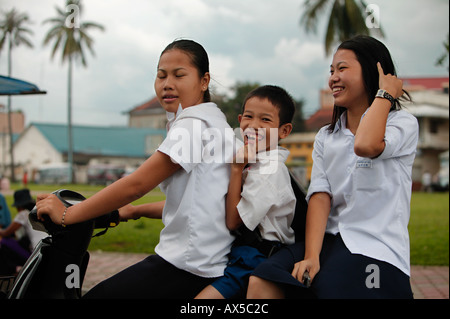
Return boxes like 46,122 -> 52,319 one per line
118,204 -> 139,222
36,193 -> 67,225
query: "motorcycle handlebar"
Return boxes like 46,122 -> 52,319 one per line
29,189 -> 120,235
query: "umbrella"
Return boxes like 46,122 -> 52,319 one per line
0,75 -> 46,182
0,75 -> 46,95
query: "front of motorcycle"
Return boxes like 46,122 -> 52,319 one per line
6,189 -> 119,299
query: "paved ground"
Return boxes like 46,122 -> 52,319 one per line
83,251 -> 449,299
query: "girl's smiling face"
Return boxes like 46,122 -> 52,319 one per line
154,49 -> 210,113
328,49 -> 369,110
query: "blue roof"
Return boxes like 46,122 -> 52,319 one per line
32,123 -> 166,158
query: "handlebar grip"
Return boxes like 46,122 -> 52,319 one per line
93,210 -> 120,229
29,189 -> 119,234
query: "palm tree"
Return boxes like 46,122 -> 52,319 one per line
300,0 -> 384,55
42,0 -> 104,183
0,8 -> 34,182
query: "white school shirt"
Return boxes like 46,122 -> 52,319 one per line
237,147 -> 296,245
156,102 -> 236,278
13,209 -> 47,249
306,109 -> 418,276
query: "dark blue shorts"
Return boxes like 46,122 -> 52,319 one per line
252,233 -> 413,299
212,245 -> 266,299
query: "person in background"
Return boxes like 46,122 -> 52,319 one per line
0,189 -> 46,274
0,192 -> 11,229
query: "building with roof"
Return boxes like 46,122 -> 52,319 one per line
280,132 -> 316,187
404,89 -> 449,189
125,96 -> 167,129
305,89 -> 334,132
13,123 -> 165,183
0,109 -> 25,177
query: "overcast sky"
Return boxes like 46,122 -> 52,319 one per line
0,0 -> 448,128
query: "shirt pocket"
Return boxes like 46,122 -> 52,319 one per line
354,158 -> 383,191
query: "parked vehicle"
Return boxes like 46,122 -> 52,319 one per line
36,163 -> 70,185
87,164 -> 125,185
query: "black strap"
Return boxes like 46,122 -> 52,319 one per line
231,225 -> 285,258
92,228 -> 109,238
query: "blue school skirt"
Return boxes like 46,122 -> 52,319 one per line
251,233 -> 413,299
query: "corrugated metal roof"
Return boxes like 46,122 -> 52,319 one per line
33,123 -> 166,158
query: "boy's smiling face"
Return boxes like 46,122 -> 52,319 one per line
239,96 -> 292,152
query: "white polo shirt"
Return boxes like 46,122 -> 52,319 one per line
306,109 -> 418,276
237,147 -> 296,245
156,102 -> 236,278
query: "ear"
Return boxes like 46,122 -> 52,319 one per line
238,114 -> 243,123
279,123 -> 293,139
201,72 -> 211,91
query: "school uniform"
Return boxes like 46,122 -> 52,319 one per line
156,102 -> 236,278
212,147 -> 296,298
84,103 -> 236,298
252,109 -> 419,299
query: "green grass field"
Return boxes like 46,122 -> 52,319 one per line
2,184 -> 448,266
409,192 -> 449,265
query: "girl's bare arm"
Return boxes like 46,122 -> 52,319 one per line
36,151 -> 180,225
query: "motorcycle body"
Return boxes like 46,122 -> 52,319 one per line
6,189 -> 119,299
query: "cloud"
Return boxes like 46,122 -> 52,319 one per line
209,54 -> 235,96
275,38 -> 324,68
1,0 -> 448,127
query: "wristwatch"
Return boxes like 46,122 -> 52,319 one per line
375,89 -> 395,106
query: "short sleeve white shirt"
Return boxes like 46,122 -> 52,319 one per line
156,102 -> 236,278
306,109 -> 418,275
14,209 -> 47,249
237,147 -> 296,245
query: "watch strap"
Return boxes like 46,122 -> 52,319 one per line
376,89 -> 395,106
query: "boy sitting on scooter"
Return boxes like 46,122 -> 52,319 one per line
196,85 -> 297,299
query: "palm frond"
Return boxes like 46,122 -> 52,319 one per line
301,0 -> 386,56
0,8 -> 34,52
300,0 -> 331,34
42,1 -> 104,67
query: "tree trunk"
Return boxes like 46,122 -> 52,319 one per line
7,32 -> 16,183
67,56 -> 74,183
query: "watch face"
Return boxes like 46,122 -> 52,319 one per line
376,89 -> 394,106
376,89 -> 385,98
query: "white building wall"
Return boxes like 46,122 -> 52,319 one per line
13,126 -> 63,171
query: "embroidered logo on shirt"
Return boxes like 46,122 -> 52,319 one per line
356,158 -> 372,168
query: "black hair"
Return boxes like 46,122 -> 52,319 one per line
328,35 -> 411,133
24,202 -> 36,211
15,201 -> 35,211
160,39 -> 211,102
242,85 -> 295,127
